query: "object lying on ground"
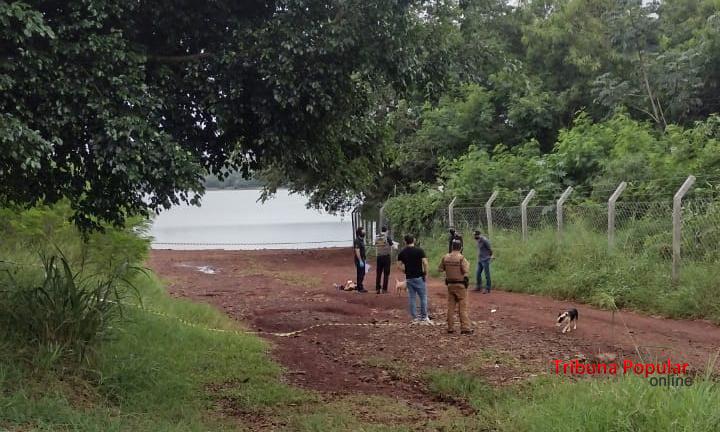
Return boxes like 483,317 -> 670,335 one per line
334,280 -> 357,291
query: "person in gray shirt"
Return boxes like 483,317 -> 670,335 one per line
473,230 -> 493,293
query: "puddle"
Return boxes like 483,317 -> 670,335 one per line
176,263 -> 218,274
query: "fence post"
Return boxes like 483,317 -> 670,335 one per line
607,181 -> 627,250
379,202 -> 387,229
556,187 -> 573,237
448,197 -> 457,228
672,175 -> 696,283
521,189 -> 536,242
485,191 -> 499,238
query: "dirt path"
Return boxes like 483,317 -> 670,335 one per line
148,248 -> 720,406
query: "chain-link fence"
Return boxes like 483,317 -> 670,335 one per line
682,199 -> 720,262
381,197 -> 718,281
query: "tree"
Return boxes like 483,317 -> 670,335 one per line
1,0 -> 418,229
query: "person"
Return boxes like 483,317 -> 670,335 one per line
448,227 -> 462,253
438,239 -> 473,334
353,227 -> 369,293
397,234 -> 431,324
473,230 -> 493,293
374,226 -> 393,294
448,228 -> 455,253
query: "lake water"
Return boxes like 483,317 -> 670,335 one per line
150,189 -> 353,250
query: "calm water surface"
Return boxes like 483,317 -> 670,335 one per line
150,189 -> 353,250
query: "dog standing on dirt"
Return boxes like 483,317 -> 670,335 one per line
395,279 -> 407,296
556,308 -> 578,333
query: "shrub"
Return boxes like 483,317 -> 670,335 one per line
0,254 -> 134,365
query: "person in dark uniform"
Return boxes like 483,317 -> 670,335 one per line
448,227 -> 463,253
354,227 -> 368,293
374,226 -> 393,294
448,228 -> 457,253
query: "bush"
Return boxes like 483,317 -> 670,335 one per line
0,255 -> 131,364
384,188 -> 447,237
0,203 -> 150,366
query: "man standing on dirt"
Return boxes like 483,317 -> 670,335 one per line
397,235 -> 431,324
438,240 -> 473,334
354,227 -> 369,293
473,230 -> 493,294
448,227 -> 463,253
374,226 -> 393,294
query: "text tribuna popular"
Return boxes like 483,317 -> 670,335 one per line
553,359 -> 689,377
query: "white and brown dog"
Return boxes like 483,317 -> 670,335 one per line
556,308 -> 578,333
334,280 -> 358,291
395,279 -> 407,296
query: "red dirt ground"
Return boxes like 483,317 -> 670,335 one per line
148,248 -> 720,406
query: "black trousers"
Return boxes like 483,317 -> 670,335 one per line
376,255 -> 391,292
355,261 -> 365,290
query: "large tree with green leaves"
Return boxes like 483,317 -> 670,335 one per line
1,0 -> 419,229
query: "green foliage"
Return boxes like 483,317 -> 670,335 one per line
0,273 -> 308,431
506,375 -> 720,432
427,111 -> 720,206
426,371 -> 720,432
0,204 -> 150,366
0,202 -> 150,275
0,255 -> 129,365
365,0 -> 720,206
421,222 -> 720,322
0,0 -> 423,229
383,187 -> 446,237
441,140 -> 556,204
426,370 -> 496,411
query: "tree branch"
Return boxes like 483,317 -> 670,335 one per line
146,52 -> 212,63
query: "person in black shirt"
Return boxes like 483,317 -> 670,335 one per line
353,227 -> 368,293
448,228 -> 456,253
448,227 -> 463,253
397,234 -> 431,324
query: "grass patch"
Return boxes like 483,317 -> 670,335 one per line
421,223 -> 720,322
501,375 -> 720,432
0,273 -> 306,431
363,356 -> 411,381
425,370 -> 720,431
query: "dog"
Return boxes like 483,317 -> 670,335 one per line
556,308 -> 578,333
334,280 -> 357,291
395,278 -> 407,296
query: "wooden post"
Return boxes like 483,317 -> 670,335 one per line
672,175 -> 696,283
485,191 -> 499,238
521,189 -> 536,242
448,197 -> 457,228
608,181 -> 627,250
556,187 -> 573,237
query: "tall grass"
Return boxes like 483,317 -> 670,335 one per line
0,273 -> 308,431
0,203 -> 151,366
0,255 -> 129,364
426,371 -> 720,432
420,223 -> 720,322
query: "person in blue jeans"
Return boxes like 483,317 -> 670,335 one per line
473,231 -> 493,293
397,234 -> 431,324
